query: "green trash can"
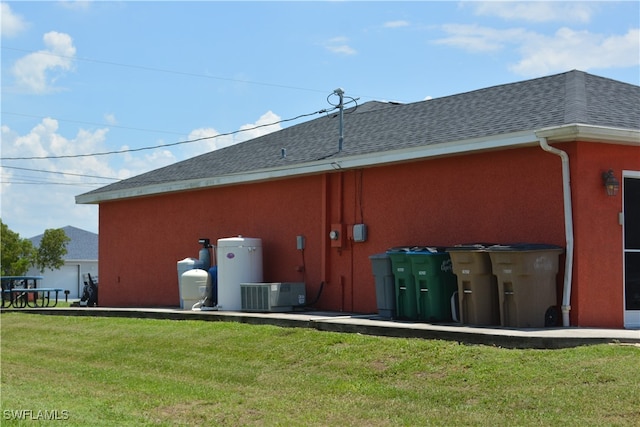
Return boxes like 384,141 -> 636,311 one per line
408,247 -> 458,322
447,244 -> 500,326
487,244 -> 564,328
386,247 -> 418,320
369,253 -> 396,319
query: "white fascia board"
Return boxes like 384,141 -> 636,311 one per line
536,124 -> 640,145
336,131 -> 540,169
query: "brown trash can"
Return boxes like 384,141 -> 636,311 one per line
487,244 -> 563,328
448,245 -> 500,326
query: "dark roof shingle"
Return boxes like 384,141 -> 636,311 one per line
29,226 -> 98,260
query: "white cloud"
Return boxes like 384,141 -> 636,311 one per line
1,119 -> 115,236
11,31 -> 77,93
104,113 -> 117,125
186,127 -> 228,153
384,20 -> 410,29
120,147 -> 176,177
434,24 -> 527,53
324,37 -> 357,55
435,24 -> 640,77
511,28 -> 640,76
185,110 -> 282,157
472,1 -> 595,23
58,1 -> 91,11
237,110 -> 282,141
1,2 -> 29,38
2,118 -> 113,176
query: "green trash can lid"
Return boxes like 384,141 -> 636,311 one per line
408,246 -> 447,254
386,246 -> 412,254
388,246 -> 448,254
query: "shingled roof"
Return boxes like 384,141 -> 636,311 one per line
77,70 -> 640,204
29,226 -> 98,261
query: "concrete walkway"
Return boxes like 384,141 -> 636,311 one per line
3,306 -> 639,349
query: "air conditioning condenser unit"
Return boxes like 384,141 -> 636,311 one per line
240,282 -> 306,312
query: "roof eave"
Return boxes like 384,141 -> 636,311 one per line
536,124 -> 640,145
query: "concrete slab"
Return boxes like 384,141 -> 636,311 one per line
2,306 -> 638,349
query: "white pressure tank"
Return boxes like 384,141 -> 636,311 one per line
180,269 -> 210,310
177,257 -> 202,308
216,236 -> 263,310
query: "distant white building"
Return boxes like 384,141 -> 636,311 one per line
27,226 -> 98,299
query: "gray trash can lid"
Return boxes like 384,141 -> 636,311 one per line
486,243 -> 563,251
447,243 -> 497,251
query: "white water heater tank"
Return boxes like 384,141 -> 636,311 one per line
217,236 -> 263,310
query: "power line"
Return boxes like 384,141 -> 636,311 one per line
1,46 -> 403,102
0,171 -> 112,186
1,111 -> 187,136
1,46 -> 331,95
1,181 -> 109,187
1,165 -> 120,181
1,107 -> 334,161
0,176 -> 110,186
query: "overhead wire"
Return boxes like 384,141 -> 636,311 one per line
1,45 -> 355,184
0,180 -> 109,187
1,107 -> 335,161
0,169 -> 115,187
0,169 -> 111,186
1,165 -> 120,181
1,111 -> 187,136
1,46 -> 332,96
1,46 -> 408,103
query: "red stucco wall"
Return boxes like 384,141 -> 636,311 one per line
97,142 -> 636,327
570,142 -> 638,327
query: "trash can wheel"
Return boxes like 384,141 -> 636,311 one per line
544,306 -> 559,327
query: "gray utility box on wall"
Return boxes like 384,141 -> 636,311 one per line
240,282 -> 306,312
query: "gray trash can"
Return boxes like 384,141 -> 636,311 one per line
369,253 -> 396,319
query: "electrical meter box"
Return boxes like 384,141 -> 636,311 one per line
353,224 -> 367,242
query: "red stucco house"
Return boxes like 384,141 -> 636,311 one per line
77,70 -> 639,329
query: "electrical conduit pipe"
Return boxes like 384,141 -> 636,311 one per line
538,136 -> 574,327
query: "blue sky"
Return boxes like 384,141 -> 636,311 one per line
1,1 -> 639,238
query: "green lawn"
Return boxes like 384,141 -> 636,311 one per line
1,313 -> 639,426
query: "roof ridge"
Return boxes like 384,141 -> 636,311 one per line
563,70 -> 588,124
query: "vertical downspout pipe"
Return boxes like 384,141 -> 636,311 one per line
538,137 -> 574,327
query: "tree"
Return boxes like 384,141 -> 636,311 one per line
1,220 -> 36,276
1,220 -> 71,276
35,228 -> 71,272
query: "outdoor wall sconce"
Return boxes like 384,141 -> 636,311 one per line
601,169 -> 620,196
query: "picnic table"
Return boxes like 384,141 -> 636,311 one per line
1,276 -> 63,308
